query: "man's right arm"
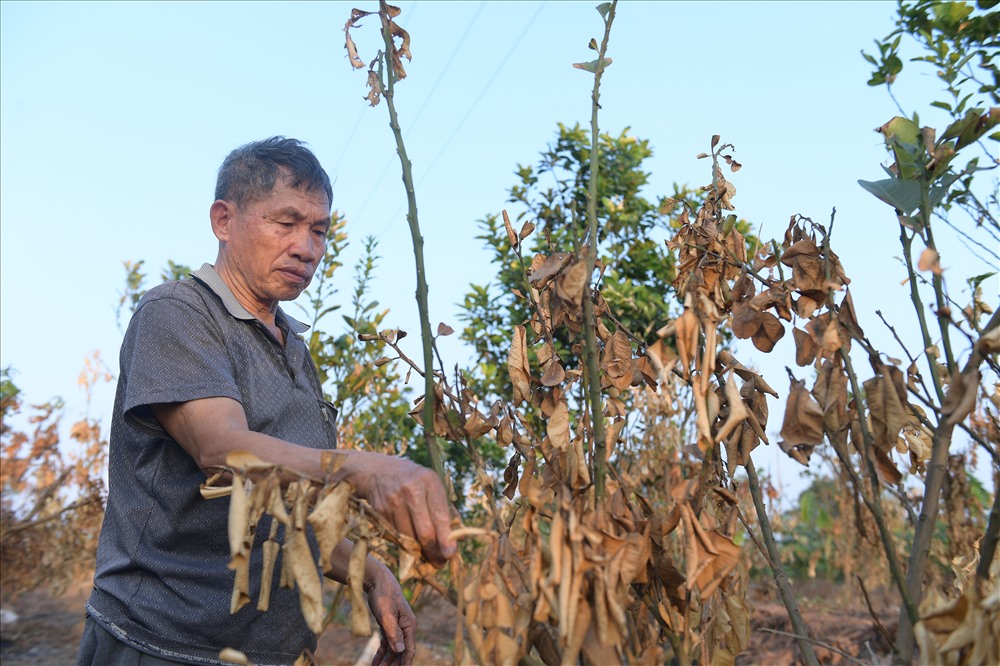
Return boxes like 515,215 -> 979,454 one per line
150,397 -> 456,567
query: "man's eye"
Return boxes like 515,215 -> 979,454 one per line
312,229 -> 327,237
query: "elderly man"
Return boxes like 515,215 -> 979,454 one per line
78,137 -> 454,666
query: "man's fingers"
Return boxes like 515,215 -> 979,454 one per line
371,639 -> 387,666
376,604 -> 406,656
411,483 -> 455,567
400,611 -> 416,666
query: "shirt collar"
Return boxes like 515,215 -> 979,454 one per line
190,263 -> 310,335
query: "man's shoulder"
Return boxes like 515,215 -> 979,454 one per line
137,277 -> 209,308
131,278 -> 219,323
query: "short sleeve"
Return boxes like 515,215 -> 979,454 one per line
120,290 -> 242,419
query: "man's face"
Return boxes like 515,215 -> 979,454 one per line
222,175 -> 331,307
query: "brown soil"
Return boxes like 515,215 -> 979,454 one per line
1,578 -> 899,665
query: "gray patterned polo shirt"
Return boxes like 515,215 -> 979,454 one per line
87,264 -> 338,665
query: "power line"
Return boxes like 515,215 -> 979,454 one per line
404,2 -> 486,139
374,1 -> 547,239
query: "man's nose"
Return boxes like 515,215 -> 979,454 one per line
289,229 -> 322,263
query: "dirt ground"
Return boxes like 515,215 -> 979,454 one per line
0,578 -> 898,665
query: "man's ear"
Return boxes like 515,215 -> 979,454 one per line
210,200 -> 237,242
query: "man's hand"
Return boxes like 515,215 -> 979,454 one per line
335,453 -> 456,568
365,562 -> 416,666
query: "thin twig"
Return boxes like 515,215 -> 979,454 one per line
756,628 -> 869,666
977,483 -> 1000,580
857,574 -> 896,651
0,496 -> 102,541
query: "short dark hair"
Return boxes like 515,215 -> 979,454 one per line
215,137 -> 332,209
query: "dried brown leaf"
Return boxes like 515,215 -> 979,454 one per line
557,260 -> 589,306
227,473 -> 250,562
258,538 -> 280,612
675,308 -> 700,377
779,378 -> 824,464
349,538 -> 371,637
751,311 -> 785,353
307,483 -> 352,572
508,325 -> 531,404
528,252 -> 570,288
792,327 -> 817,367
731,304 -> 761,340
285,527 -> 325,634
864,371 -> 910,451
502,210 -> 518,250
547,398 -> 570,452
942,369 -> 982,426
918,247 -> 942,274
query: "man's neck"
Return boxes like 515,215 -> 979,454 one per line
214,255 -> 278,327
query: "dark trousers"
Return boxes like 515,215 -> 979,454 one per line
77,615 -> 185,666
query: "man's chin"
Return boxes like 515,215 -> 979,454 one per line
273,285 -> 308,302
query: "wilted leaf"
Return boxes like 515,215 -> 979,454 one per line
675,308 -> 700,377
228,474 -> 250,561
501,453 -> 520,500
812,359 -> 849,448
603,329 -> 634,392
437,322 -> 455,336
307,483 -> 352,572
557,260 -> 590,306
502,209 -> 518,250
365,69 -> 382,107
541,358 -> 566,387
715,370 -> 748,445
519,220 -> 536,240
528,252 -> 570,288
509,325 -> 531,404
751,312 -> 785,353
349,538 -> 371,637
864,370 -> 910,451
547,398 -> 570,452
258,537 -> 280,612
681,504 -> 741,600
285,528 -> 325,634
344,25 -> 366,69
779,378 -> 824,464
918,247 -> 942,274
792,327 -> 817,367
731,304 -> 761,340
942,368 -> 982,426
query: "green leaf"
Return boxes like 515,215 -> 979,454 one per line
858,178 -> 922,214
930,100 -> 952,111
596,2 -> 612,19
967,272 -> 997,291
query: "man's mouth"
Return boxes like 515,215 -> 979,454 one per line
278,267 -> 310,284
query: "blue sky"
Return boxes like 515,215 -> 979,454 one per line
1,1 -> 993,494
